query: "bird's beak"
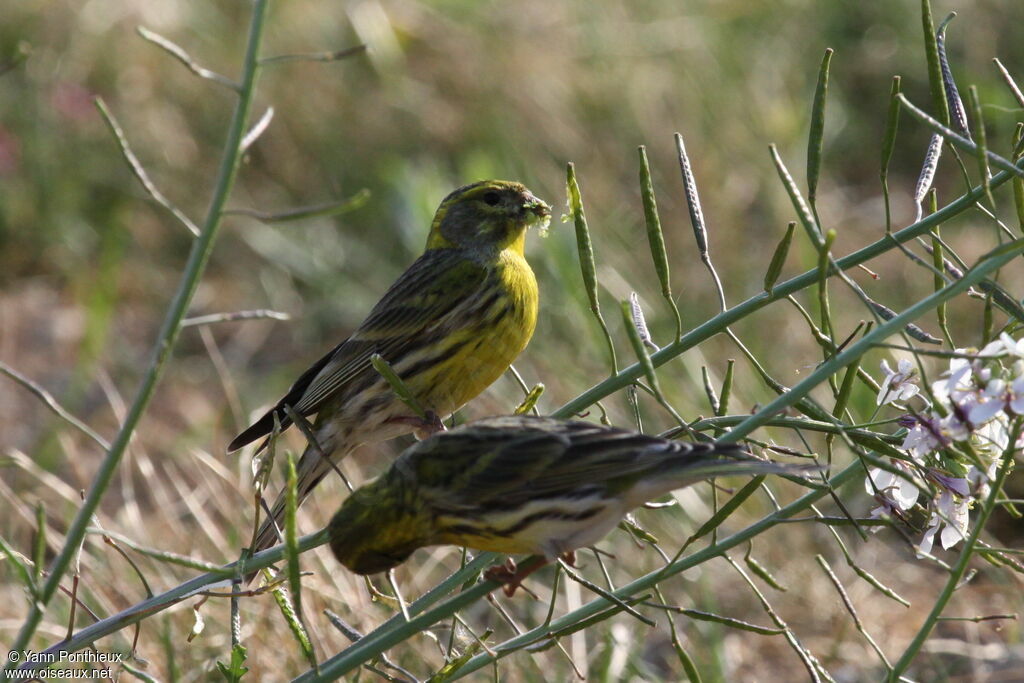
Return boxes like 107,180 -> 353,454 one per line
522,194 -> 552,224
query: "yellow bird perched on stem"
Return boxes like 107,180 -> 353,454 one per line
328,416 -> 812,595
229,181 -> 551,554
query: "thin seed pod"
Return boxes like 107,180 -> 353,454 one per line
817,229 -> 837,340
676,134 -> 727,311
629,291 -> 659,351
620,516 -> 660,544
285,452 -> 306,638
867,299 -> 942,344
638,146 -> 683,340
137,26 -> 240,90
278,452 -> 315,668
251,414 -> 281,499
558,559 -> 656,626
936,13 -> 969,136
225,189 -> 371,224
807,48 -> 834,206
921,0 -> 951,127
675,134 -> 708,257
993,58 -> 1024,109
272,581 -> 314,666
719,359 -> 735,417
652,586 -> 702,683
769,144 -> 823,248
764,222 -> 796,294
849,562 -> 911,608
542,598 -> 649,641
684,476 -> 765,547
826,356 -> 862,453
621,301 -> 660,393
1014,124 -> 1024,230
880,76 -> 903,185
701,366 -> 720,415
33,503 -> 46,585
677,609 -> 785,636
929,196 -> 952,346
881,76 -> 902,233
898,94 -> 1024,179
0,535 -> 35,595
370,353 -> 427,420
94,98 -> 201,237
815,555 -> 892,669
567,163 -> 618,373
925,241 -> 1024,325
744,546 -> 788,592
90,529 -> 221,572
967,85 -> 994,207
513,383 -> 545,415
620,301 -> 690,431
914,133 -> 944,223
832,357 -> 862,423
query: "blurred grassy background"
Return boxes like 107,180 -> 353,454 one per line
2,0 -> 1023,679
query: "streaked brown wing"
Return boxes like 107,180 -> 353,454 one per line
229,249 -> 489,450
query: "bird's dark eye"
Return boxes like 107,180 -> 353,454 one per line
483,191 -> 501,206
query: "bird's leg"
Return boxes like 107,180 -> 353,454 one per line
387,410 -> 447,440
483,556 -> 548,598
560,550 -> 577,567
417,410 -> 446,438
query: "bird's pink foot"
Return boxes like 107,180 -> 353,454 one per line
484,556 -> 548,598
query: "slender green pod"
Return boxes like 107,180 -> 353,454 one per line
936,13 -> 968,135
921,0 -> 951,126
881,76 -> 902,233
770,144 -> 824,248
764,222 -> 796,294
966,85 -> 993,207
568,162 -> 618,373
638,145 -> 683,340
807,47 -> 834,207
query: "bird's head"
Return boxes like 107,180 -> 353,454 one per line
425,180 -> 551,255
328,476 -> 430,575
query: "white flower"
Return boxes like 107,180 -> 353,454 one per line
931,362 -> 972,405
979,332 -> 1024,359
1009,376 -> 1024,415
901,422 -> 940,459
877,359 -> 921,405
966,378 -> 1007,425
938,411 -> 970,442
974,413 -> 1024,455
968,457 -> 1000,500
917,491 -> 970,556
865,462 -> 919,511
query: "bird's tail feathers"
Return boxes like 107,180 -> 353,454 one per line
247,441 -> 353,580
665,444 -> 817,486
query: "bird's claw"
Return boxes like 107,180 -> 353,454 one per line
484,556 -> 547,598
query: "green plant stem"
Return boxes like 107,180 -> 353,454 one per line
2,0 -> 271,671
19,529 -> 329,673
21,80 -> 1024,681
553,161 -> 1021,421
725,237 -> 1024,444
295,169 -> 1024,682
888,435 -> 1019,679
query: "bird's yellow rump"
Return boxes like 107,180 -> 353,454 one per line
230,181 -> 550,553
328,416 -> 809,590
